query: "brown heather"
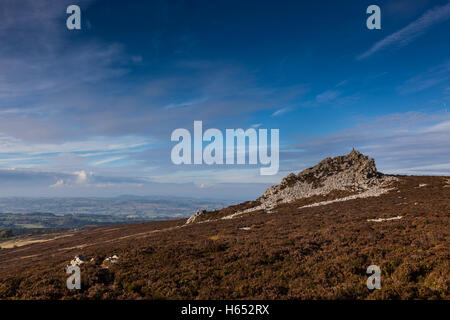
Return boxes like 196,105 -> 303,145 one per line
0,152 -> 448,299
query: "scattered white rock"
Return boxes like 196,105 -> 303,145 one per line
445,179 -> 450,188
239,227 -> 251,230
418,184 -> 427,188
103,254 -> 119,264
299,187 -> 395,209
69,255 -> 87,266
222,211 -> 245,220
367,216 -> 403,222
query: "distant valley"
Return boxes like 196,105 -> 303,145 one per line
0,196 -> 234,238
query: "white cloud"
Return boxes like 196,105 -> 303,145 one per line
397,61 -> 450,94
74,170 -> 89,184
316,90 -> 340,104
92,156 -> 127,166
272,107 -> 291,117
421,119 -> 450,133
0,134 -> 149,155
49,179 -> 65,188
150,168 -> 282,185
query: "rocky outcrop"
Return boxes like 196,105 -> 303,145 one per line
257,149 -> 394,209
186,150 -> 397,223
186,210 -> 207,224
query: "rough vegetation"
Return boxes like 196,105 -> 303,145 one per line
0,175 -> 448,300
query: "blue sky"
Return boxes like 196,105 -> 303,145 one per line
0,0 -> 449,199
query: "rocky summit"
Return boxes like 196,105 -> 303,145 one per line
258,149 -> 395,207
187,150 -> 397,223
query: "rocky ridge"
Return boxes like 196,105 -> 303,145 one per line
187,150 -> 397,223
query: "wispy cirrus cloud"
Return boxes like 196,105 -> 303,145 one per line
271,107 -> 291,117
92,156 -> 127,166
397,61 -> 450,94
299,89 -> 358,108
0,134 -> 151,172
315,90 -> 341,104
358,2 -> 450,60
0,134 -> 149,155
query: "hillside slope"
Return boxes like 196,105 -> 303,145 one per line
0,153 -> 448,300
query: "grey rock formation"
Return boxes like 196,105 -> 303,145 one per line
186,210 -> 207,224
258,149 -> 392,208
187,150 -> 396,223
